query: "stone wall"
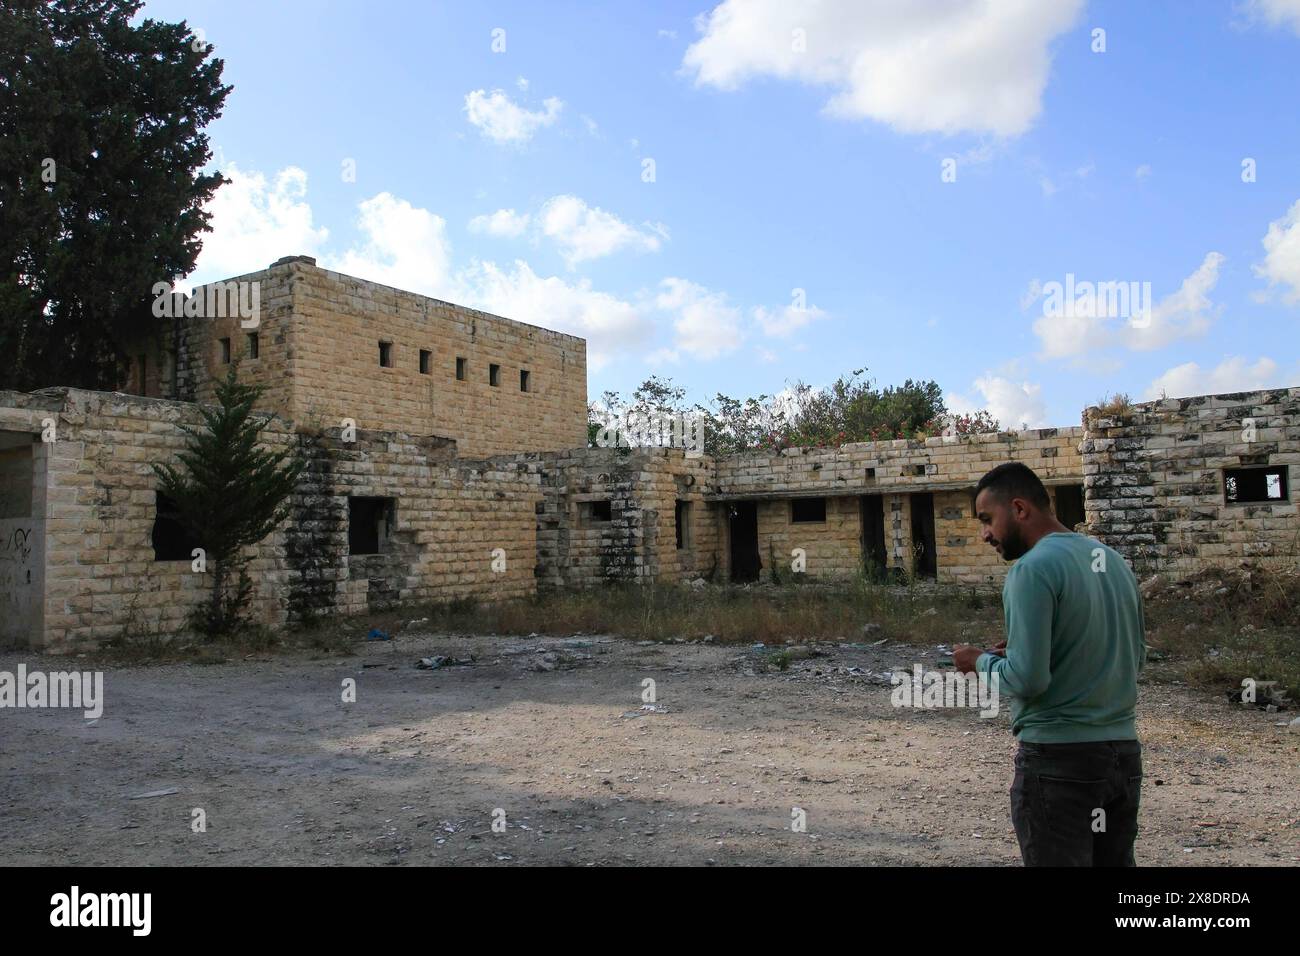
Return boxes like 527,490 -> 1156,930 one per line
532,447 -> 719,589
712,428 -> 1085,586
1082,388 -> 1300,575
0,388 -> 543,652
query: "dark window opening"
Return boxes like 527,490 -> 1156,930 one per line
675,500 -> 692,549
247,332 -> 259,359
1224,466 -> 1288,504
911,464 -> 926,476
520,369 -> 530,392
219,337 -> 231,364
865,467 -> 876,480
1054,484 -> 1086,529
379,341 -> 393,368
791,497 -> 826,523
419,349 -> 431,374
348,496 -> 394,555
153,492 -> 201,561
489,363 -> 501,387
456,357 -> 467,381
583,500 -> 612,524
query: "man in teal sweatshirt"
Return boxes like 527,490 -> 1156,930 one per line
954,462 -> 1147,866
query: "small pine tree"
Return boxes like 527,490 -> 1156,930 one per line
153,368 -> 305,638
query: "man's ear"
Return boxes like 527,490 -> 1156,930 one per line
1010,496 -> 1031,521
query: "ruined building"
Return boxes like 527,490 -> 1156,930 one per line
1,256 -> 1296,652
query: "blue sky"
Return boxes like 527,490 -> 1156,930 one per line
141,0 -> 1300,429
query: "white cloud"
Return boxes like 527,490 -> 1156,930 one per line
681,0 -> 1084,136
1253,199 -> 1300,304
753,301 -> 826,337
1033,252 -> 1224,360
326,192 -> 454,299
1143,356 -> 1288,400
539,195 -> 667,267
185,164 -> 328,288
1134,163 -> 1152,180
463,89 -> 563,144
1244,0 -> 1300,35
468,208 -> 531,238
516,76 -> 529,91
460,259 -> 652,371
655,277 -> 744,359
947,374 -> 1047,430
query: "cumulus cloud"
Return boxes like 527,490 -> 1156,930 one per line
463,89 -> 563,144
681,0 -> 1084,136
1253,199 -> 1300,304
947,374 -> 1048,430
459,259 -> 652,371
1243,0 -> 1300,35
468,208 -> 532,238
1031,252 -> 1224,360
539,195 -> 667,267
753,300 -> 826,337
1143,356 -> 1290,400
326,192 -> 455,299
655,277 -> 745,360
184,164 -> 328,288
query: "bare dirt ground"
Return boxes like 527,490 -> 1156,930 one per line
2,633 -> 1297,866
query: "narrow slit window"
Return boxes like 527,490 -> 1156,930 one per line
379,341 -> 393,368
419,349 -> 431,374
246,332 -> 259,359
456,357 -> 467,381
489,363 -> 501,387
520,369 -> 530,392
219,337 -> 231,364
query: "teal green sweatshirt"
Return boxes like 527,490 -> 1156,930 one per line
977,532 -> 1146,743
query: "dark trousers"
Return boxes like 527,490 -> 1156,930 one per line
1010,739 -> 1142,866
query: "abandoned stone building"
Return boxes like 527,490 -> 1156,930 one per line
1,256 -> 1296,652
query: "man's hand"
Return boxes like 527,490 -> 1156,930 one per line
953,644 -> 982,673
954,641 -> 1006,673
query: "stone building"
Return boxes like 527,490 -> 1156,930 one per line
0,257 -> 1295,652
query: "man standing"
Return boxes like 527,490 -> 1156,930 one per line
954,462 -> 1146,866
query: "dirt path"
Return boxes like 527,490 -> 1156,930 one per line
2,634 -> 1296,866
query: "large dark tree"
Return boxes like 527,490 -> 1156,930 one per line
0,0 -> 230,391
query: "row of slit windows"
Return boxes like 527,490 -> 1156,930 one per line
149,467 -> 1291,561
215,336 -> 531,392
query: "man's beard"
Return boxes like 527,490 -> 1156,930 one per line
998,525 -> 1030,561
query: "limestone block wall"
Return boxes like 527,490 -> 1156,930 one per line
1082,388 -> 1300,575
531,447 -> 719,589
287,261 -> 587,457
712,428 -> 1085,585
288,429 -> 541,620
715,428 -> 1083,496
0,389 -> 295,653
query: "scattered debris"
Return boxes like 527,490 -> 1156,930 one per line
416,655 -> 475,670
621,704 -> 669,718
367,628 -> 390,642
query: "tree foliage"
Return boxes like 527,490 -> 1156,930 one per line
152,369 -> 304,637
0,0 -> 231,391
589,369 -> 1001,456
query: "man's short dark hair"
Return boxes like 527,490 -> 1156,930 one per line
975,462 -> 1051,510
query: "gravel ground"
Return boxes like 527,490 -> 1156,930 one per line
1,634 -> 1296,866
